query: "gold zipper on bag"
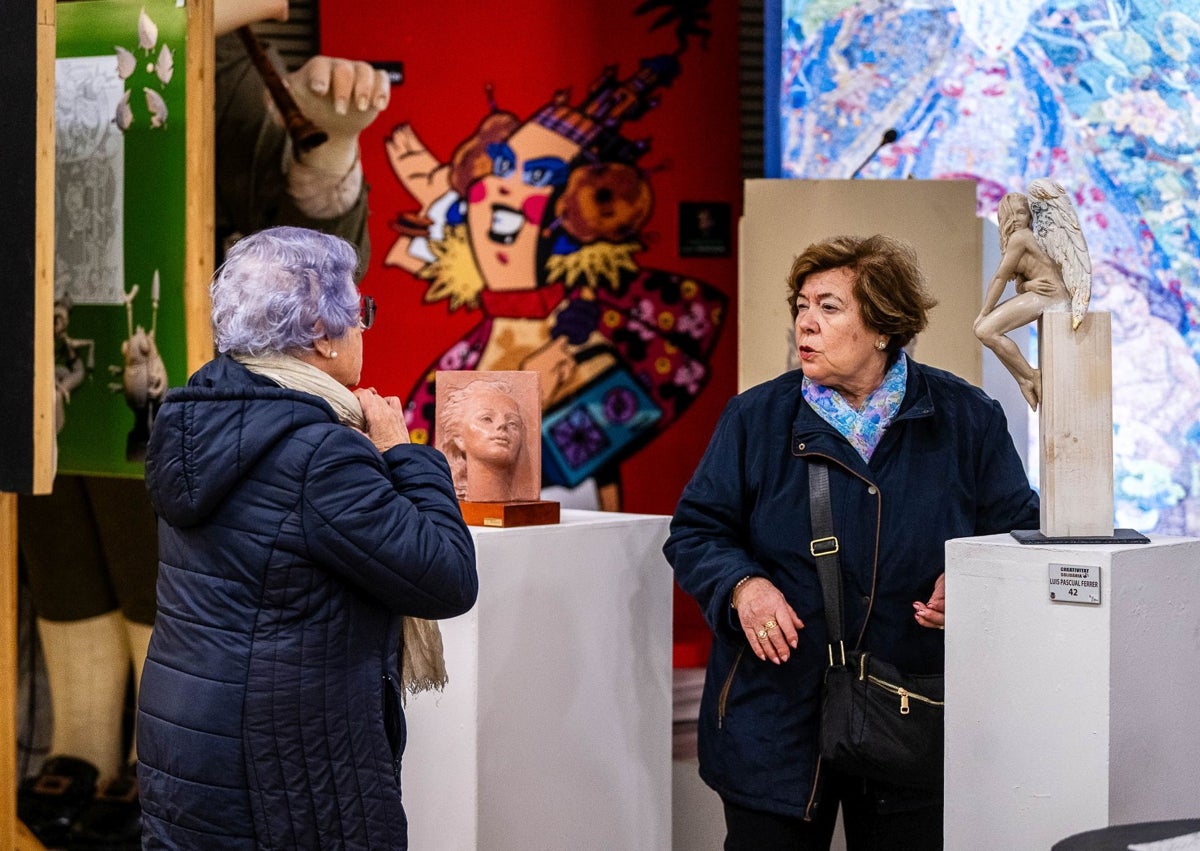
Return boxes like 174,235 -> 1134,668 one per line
863,674 -> 944,714
858,654 -> 943,714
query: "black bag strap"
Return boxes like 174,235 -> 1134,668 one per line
808,461 -> 846,666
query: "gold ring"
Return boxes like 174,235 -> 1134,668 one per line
763,620 -> 777,631
756,629 -> 768,640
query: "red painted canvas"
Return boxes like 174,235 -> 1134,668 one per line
323,0 -> 740,663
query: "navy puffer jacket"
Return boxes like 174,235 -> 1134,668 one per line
665,360 -> 1038,819
137,355 -> 477,850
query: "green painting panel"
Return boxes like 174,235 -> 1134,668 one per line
55,0 -> 190,477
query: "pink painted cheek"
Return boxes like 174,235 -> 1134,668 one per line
522,194 -> 550,225
467,182 -> 488,204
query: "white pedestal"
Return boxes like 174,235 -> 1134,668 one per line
944,534 -> 1200,850
402,509 -> 673,850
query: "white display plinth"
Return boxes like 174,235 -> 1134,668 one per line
944,534 -> 1200,850
402,509 -> 673,850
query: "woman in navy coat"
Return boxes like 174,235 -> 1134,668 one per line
665,235 -> 1038,851
137,226 -> 478,849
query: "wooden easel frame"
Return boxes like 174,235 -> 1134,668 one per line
1,0 -> 212,845
3,0 -> 59,844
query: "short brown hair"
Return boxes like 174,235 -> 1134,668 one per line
786,234 -> 937,354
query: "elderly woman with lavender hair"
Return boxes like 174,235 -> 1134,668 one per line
136,226 -> 478,850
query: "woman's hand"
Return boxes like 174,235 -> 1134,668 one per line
913,572 -> 946,630
355,387 -> 410,452
281,56 -> 390,188
286,55 -> 391,134
1026,277 -> 1064,298
732,577 -> 805,664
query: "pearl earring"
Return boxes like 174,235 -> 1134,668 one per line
330,350 -> 338,359
875,339 -> 887,351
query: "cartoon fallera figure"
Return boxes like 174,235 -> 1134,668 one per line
974,178 -> 1092,411
385,5 -> 726,510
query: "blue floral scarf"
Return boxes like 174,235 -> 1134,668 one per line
803,353 -> 908,461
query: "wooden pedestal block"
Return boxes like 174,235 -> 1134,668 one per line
458,499 -> 560,527
1039,311 -> 1113,537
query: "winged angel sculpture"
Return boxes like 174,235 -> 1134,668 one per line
974,179 -> 1092,411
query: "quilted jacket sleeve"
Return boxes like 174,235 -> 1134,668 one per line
301,429 -> 478,618
973,398 -> 1040,534
664,397 -> 767,640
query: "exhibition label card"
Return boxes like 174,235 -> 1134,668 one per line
1048,563 -> 1101,605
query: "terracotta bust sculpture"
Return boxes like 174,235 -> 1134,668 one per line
438,376 -> 533,502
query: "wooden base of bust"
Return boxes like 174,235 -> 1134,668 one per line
458,500 -> 560,528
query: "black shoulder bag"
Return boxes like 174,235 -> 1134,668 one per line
809,461 -> 945,791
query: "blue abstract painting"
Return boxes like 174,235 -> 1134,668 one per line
776,0 -> 1200,535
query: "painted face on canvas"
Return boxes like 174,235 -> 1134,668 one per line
793,266 -> 888,406
465,122 -> 579,292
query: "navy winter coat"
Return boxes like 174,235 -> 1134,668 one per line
137,356 -> 478,850
664,360 -> 1038,819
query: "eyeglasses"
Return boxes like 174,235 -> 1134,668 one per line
360,295 -> 377,330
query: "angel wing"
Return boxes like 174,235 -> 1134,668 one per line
1026,178 -> 1092,329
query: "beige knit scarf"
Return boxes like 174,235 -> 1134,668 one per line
234,352 -> 449,699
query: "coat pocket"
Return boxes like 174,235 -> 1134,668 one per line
716,646 -> 746,728
382,675 -> 404,785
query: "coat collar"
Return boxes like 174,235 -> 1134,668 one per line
790,358 -> 936,476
